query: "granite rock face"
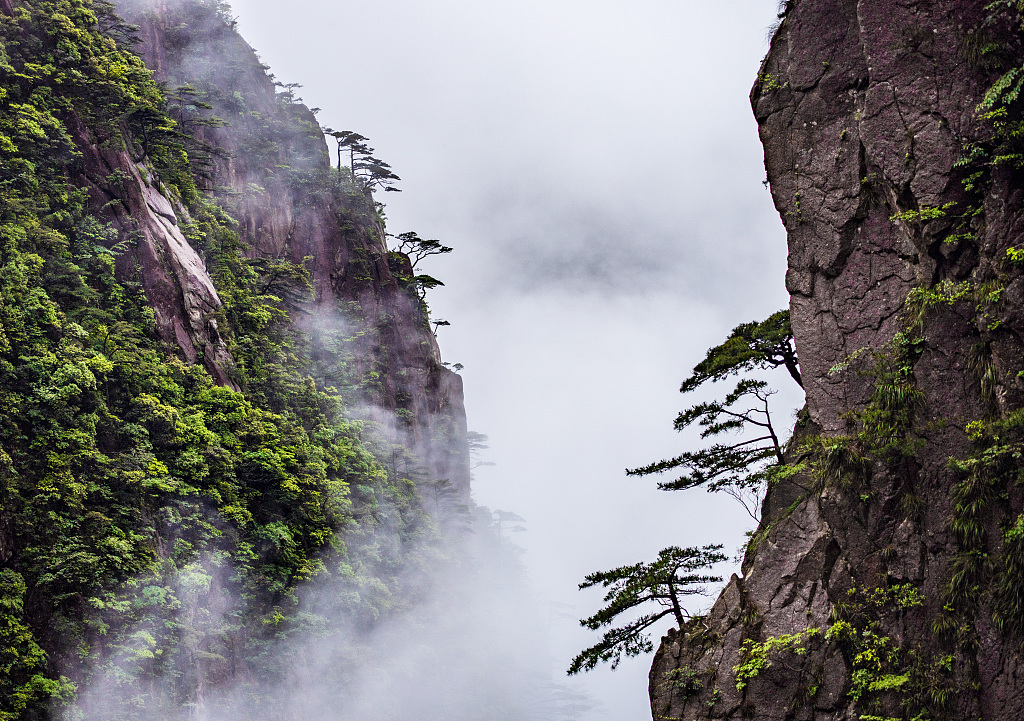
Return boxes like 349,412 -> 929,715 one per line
71,113 -> 236,386
114,0 -> 470,495
650,1 -> 1024,719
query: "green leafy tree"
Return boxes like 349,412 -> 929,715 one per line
628,310 -> 801,520
568,545 -> 726,675
164,84 -> 228,185
0,569 -> 75,719
122,103 -> 181,161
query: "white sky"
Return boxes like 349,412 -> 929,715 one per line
227,1 -> 800,717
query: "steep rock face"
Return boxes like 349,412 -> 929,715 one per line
71,114 -> 235,385
117,0 -> 470,495
651,1 -> 1024,719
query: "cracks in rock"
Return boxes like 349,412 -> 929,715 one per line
889,84 -> 920,184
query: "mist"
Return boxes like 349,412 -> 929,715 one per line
66,491 -> 596,720
66,0 -> 801,719
221,0 -> 798,717
218,0 -> 797,716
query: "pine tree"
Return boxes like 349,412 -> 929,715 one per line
568,545 -> 726,674
628,310 -> 801,520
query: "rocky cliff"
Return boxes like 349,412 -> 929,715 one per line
0,0 -> 471,716
71,109 -> 237,385
115,0 -> 470,497
651,1 -> 1024,719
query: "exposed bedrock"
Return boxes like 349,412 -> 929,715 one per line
71,113 -> 236,386
651,1 -> 1024,719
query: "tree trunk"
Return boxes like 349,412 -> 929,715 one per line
667,581 -> 686,628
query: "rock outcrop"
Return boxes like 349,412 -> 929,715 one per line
650,1 -> 1024,719
72,113 -> 236,385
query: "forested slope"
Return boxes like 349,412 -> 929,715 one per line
0,1 -> 470,717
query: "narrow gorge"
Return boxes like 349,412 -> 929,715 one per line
4,0 -> 1024,719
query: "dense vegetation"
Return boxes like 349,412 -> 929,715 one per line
0,1 -> 438,717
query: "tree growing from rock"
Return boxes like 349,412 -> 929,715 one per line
387,231 -> 454,304
324,128 -> 401,191
628,310 -> 801,521
681,309 -> 801,393
568,545 -> 726,675
391,231 -> 453,270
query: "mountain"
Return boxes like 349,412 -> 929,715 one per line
650,1 -> 1024,719
117,0 -> 470,497
0,0 -> 472,717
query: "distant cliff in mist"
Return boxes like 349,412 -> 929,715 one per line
0,0 -> 476,717
117,0 -> 470,497
650,1 -> 1024,719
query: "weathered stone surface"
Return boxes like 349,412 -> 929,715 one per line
650,1 -> 1024,719
71,113 -> 235,386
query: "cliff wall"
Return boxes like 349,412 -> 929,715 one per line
71,112 -> 236,385
0,1 -> 472,716
651,1 -> 1024,719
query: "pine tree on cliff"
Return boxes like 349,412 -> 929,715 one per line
627,309 -> 801,521
324,128 -> 402,191
567,545 -> 726,675
571,312 -> 801,676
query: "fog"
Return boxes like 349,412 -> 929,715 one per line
70,503 -> 597,720
81,0 -> 802,718
222,0 -> 800,717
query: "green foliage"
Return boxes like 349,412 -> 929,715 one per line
630,311 -> 801,520
808,332 -> 925,496
852,334 -> 925,456
568,545 -> 725,675
756,72 -> 788,93
0,1 -> 440,715
382,232 -> 453,317
734,628 -> 821,691
660,666 -> 704,698
680,310 -> 800,392
830,586 -> 955,720
323,128 -> 401,192
390,231 -> 453,271
629,379 -> 786,519
943,407 -> 1024,636
0,570 -> 76,720
889,202 -> 956,224
734,584 -> 948,720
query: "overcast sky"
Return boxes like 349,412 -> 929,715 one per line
227,1 -> 798,717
